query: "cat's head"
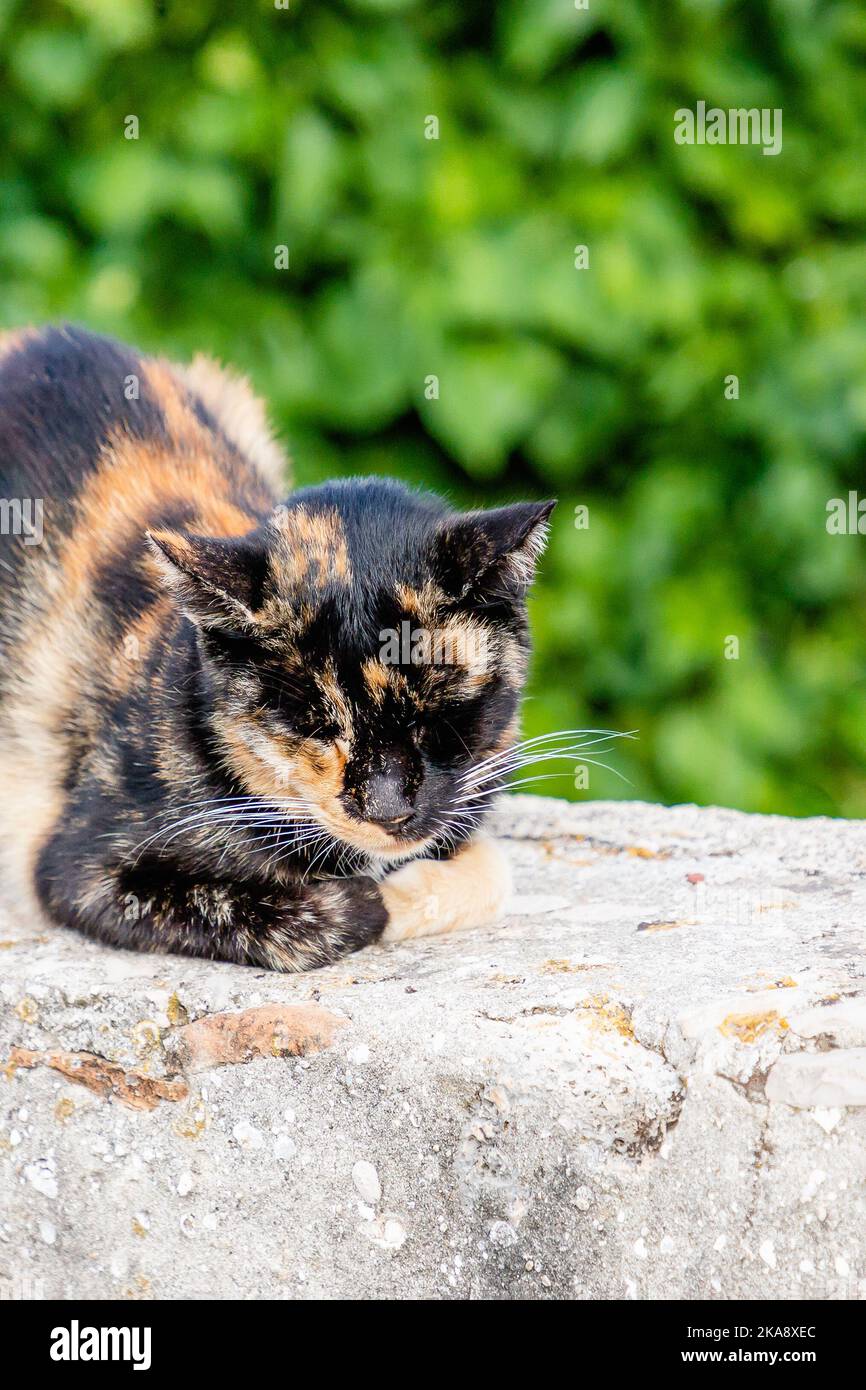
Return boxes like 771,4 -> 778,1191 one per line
148,479 -> 554,860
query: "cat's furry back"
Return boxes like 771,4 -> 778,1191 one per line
0,327 -> 283,946
0,325 -> 552,970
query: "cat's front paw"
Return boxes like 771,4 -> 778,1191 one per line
379,835 -> 512,944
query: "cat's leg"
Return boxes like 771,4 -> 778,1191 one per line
37,824 -> 509,968
36,851 -> 388,972
379,834 -> 512,944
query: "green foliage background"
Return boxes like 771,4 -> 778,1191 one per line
1,0 -> 865,815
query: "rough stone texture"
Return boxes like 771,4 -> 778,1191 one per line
167,1002 -> 348,1074
1,795 -> 865,1301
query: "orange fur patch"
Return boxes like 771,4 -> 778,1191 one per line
395,580 -> 443,625
62,432 -> 267,605
361,658 -> 390,703
0,327 -> 38,364
179,353 -> 288,492
269,505 -> 351,591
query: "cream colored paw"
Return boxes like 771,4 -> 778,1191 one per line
379,835 -> 512,944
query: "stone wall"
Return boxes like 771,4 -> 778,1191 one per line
1,796 -> 865,1300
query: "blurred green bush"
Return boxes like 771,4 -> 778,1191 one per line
1,0 -> 865,814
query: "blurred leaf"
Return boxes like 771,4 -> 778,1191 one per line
306,271 -> 409,428
69,145 -> 175,234
561,67 -> 646,165
11,29 -> 97,108
498,0 -> 596,78
63,0 -> 153,49
420,337 -> 564,477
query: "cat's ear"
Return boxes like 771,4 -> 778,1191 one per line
146,529 -> 266,630
436,500 -> 556,600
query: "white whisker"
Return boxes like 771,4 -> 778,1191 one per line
458,729 -> 635,784
456,758 -> 633,805
459,745 -> 623,794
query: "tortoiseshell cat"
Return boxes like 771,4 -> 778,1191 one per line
0,326 -> 555,972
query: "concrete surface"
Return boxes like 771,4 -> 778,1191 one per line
1,795 -> 865,1301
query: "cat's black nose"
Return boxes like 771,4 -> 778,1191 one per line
361,772 -> 415,828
